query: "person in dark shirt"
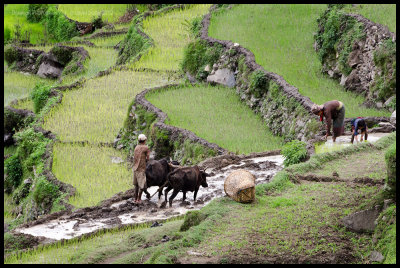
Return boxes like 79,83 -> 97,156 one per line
350,117 -> 368,144
311,100 -> 345,142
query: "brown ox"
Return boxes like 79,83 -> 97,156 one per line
160,165 -> 209,208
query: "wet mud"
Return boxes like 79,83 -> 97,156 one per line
13,152 -> 284,242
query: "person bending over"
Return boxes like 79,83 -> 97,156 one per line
311,100 -> 345,142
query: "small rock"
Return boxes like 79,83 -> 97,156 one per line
161,235 -> 170,242
369,251 -> 384,263
187,250 -> 203,256
111,156 -> 124,164
151,221 -> 162,228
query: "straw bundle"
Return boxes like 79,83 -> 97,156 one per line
224,169 -> 256,203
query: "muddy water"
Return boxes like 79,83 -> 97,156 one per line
14,154 -> 284,241
314,132 -> 390,154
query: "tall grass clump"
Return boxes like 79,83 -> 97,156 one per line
117,24 -> 151,65
208,4 -> 390,117
281,139 -> 308,167
27,4 -> 49,23
43,6 -> 79,42
30,83 -> 53,114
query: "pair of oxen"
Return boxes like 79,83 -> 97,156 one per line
143,158 -> 210,208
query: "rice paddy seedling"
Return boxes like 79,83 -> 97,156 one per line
57,4 -> 129,23
52,142 -> 132,208
4,71 -> 55,107
43,70 -> 180,143
89,34 -> 126,48
146,84 -> 284,154
130,4 -> 211,71
208,4 -> 391,118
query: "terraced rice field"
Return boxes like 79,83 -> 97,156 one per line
208,4 -> 391,118
146,84 -> 284,154
131,4 -> 210,71
40,5 -> 211,208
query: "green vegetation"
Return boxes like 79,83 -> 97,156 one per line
43,71 -> 175,143
181,39 -> 223,79
27,4 -> 49,23
146,84 -> 284,154
4,154 -> 23,194
4,4 -> 52,44
208,4 -> 390,117
373,204 -> 396,264
343,4 -> 396,33
58,4 -> 138,23
116,24 -> 151,65
384,141 -> 396,196
43,6 -> 79,42
131,4 -> 211,71
371,39 -> 396,102
30,83 -> 52,114
52,143 -> 132,208
281,139 -> 308,167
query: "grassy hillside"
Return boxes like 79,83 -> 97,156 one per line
146,84 -> 284,154
344,4 -> 396,33
208,4 -> 391,118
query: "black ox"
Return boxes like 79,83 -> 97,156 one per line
160,165 -> 209,208
143,158 -> 179,200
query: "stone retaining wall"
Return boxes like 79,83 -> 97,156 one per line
199,11 -> 322,143
316,10 -> 396,111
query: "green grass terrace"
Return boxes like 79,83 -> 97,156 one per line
208,4 -> 391,118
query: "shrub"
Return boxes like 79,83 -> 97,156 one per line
4,45 -> 22,65
117,24 -> 151,65
91,12 -> 104,30
49,45 -> 73,65
4,27 -> 12,44
27,4 -> 49,23
13,127 -> 50,175
249,70 -> 269,98
181,39 -> 223,76
384,141 -> 396,196
32,176 -> 59,205
281,139 -> 308,167
43,6 -> 78,42
4,154 -> 23,194
372,39 -> 396,101
30,83 -> 52,114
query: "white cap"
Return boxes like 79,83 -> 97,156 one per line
138,134 -> 147,141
